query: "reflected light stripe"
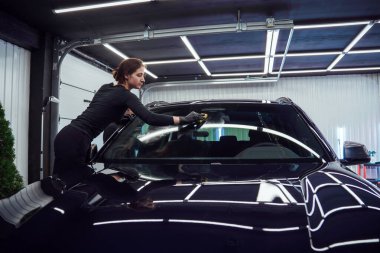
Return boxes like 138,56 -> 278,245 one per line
323,205 -> 362,217
324,173 -> 365,205
277,183 -> 297,203
185,184 -> 201,200
53,207 -> 65,214
329,238 -> 380,249
169,219 -> 253,230
263,227 -> 300,232
153,200 -> 183,203
323,171 -> 380,196
188,200 -> 260,205
204,124 -> 321,159
345,184 -> 380,200
94,219 -> 163,226
154,199 -> 304,206
137,181 -> 151,192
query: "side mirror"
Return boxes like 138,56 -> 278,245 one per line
340,141 -> 370,166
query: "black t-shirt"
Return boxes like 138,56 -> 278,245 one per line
70,83 -> 173,139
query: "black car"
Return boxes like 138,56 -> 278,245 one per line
1,98 -> 380,253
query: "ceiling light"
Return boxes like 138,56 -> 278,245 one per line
103,43 -> 128,59
53,0 -> 152,14
327,54 -> 345,70
144,59 -> 197,65
211,72 -> 265,77
198,61 -> 211,76
264,30 -> 279,74
348,49 -> 380,54
272,69 -> 327,74
180,36 -> 200,60
144,69 -> 158,79
275,51 -> 341,57
103,43 -> 158,79
294,21 -> 370,30
330,67 -> 380,72
203,55 -> 265,61
343,22 -> 375,53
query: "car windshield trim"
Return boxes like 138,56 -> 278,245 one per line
103,157 -> 323,164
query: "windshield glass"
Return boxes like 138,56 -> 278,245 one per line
101,102 -> 328,180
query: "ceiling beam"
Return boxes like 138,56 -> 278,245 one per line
0,10 -> 40,49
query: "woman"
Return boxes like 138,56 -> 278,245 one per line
52,58 -> 203,190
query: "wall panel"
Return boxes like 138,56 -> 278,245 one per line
0,39 -> 30,184
143,73 -> 380,162
59,54 -> 113,161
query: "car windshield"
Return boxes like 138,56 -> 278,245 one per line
100,102 -> 328,181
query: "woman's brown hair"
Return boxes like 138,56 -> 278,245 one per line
112,58 -> 145,84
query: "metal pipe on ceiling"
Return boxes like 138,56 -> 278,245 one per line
93,19 -> 294,45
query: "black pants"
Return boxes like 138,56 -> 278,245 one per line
53,125 -> 94,187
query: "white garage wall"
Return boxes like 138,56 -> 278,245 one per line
59,54 -> 114,155
142,73 -> 380,163
0,39 -> 30,184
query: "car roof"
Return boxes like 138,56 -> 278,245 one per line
146,97 -> 294,109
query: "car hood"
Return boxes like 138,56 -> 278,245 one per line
10,162 -> 380,253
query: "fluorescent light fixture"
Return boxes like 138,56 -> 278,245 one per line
53,0 -> 152,14
274,66 -> 380,75
270,30 -> 280,56
198,61 -> 211,76
203,55 -> 265,61
330,67 -> 380,72
103,43 -> 128,59
294,21 -> 370,30
211,72 -> 265,77
343,22 -> 375,53
264,31 -> 272,74
104,43 -> 158,79
265,31 -> 273,57
145,69 -> 158,79
264,57 -> 270,75
327,54 -> 345,70
264,30 -> 279,74
275,51 -> 341,57
269,30 -> 279,73
269,57 -> 276,73
348,49 -> 380,54
272,69 -> 327,74
144,59 -> 197,65
180,36 -> 200,60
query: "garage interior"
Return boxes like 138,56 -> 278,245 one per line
0,0 -> 379,186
